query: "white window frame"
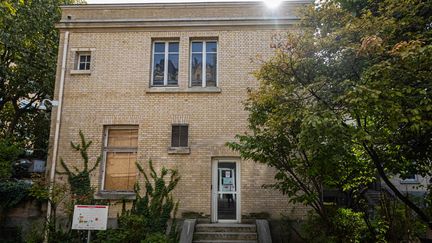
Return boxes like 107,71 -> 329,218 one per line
77,53 -> 91,70
190,40 -> 218,87
70,48 -> 95,75
151,41 -> 179,86
100,126 -> 138,192
400,174 -> 419,184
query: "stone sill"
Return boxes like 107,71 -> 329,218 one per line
94,191 -> 136,200
70,70 -> 91,75
400,180 -> 420,185
168,147 -> 190,154
146,87 -> 221,93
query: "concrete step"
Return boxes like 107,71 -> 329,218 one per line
196,224 -> 256,233
193,232 -> 258,241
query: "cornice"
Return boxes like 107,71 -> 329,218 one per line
60,1 -> 313,10
56,17 -> 298,30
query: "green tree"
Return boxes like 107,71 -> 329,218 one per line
229,0 -> 432,237
0,0 -> 83,158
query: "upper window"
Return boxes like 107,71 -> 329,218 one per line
102,126 -> 138,192
171,124 -> 188,147
78,53 -> 91,70
70,48 -> 95,75
152,41 -> 179,86
191,41 -> 217,87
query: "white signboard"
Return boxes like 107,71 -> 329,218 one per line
72,205 -> 109,230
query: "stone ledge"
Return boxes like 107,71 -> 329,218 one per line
94,191 -> 136,200
70,69 -> 91,75
168,147 -> 191,154
147,87 -> 221,93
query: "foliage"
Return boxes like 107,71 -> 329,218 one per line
0,0 -> 56,156
0,139 -> 23,180
96,160 -> 180,243
29,174 -> 68,211
229,0 -> 432,237
141,233 -> 171,243
28,131 -> 98,243
0,226 -> 22,243
374,193 -> 427,242
300,209 -> 370,243
0,180 -> 30,221
58,130 -> 101,205
0,0 -> 85,157
24,220 -> 46,243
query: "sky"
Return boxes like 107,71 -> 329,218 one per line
86,0 -> 278,5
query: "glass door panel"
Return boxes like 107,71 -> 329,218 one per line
217,162 -> 237,220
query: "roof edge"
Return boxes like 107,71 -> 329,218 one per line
60,0 -> 313,9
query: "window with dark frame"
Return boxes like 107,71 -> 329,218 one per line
78,53 -> 91,70
171,124 -> 188,147
152,41 -> 179,86
103,127 -> 138,192
191,41 -> 217,87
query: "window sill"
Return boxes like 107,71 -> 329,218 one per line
168,147 -> 190,154
400,180 -> 420,185
146,87 -> 221,93
94,191 -> 136,200
70,70 -> 91,75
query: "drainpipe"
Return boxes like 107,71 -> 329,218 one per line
46,30 -> 69,233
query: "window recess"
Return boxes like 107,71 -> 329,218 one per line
152,41 -> 179,86
190,41 -> 217,87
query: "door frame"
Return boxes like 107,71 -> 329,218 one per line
211,159 -> 241,223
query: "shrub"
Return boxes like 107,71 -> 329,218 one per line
96,160 -> 180,243
141,233 -> 170,243
0,139 -> 22,180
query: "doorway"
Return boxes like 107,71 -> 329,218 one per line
211,160 -> 240,223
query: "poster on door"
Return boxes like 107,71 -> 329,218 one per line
221,169 -> 234,191
72,205 -> 109,230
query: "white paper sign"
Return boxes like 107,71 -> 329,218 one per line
72,205 -> 109,230
225,171 -> 231,178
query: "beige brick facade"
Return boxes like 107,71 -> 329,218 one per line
49,1 -> 311,221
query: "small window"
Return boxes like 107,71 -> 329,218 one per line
171,124 -> 188,147
71,48 -> 94,74
152,41 -> 179,86
191,41 -> 217,87
401,174 -> 419,184
78,53 -> 91,70
102,126 -> 138,191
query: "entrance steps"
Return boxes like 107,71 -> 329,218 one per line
193,223 -> 258,243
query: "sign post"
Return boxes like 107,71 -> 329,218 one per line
72,205 -> 109,243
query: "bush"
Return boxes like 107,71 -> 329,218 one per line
0,139 -> 22,180
141,233 -> 170,243
300,208 -> 370,243
95,160 -> 180,243
0,180 -> 31,221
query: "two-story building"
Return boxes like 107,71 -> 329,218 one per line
49,1 -> 311,225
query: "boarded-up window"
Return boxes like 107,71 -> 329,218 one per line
103,127 -> 138,191
171,124 -> 188,147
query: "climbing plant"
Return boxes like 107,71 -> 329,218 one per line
95,160 -> 180,243
133,160 -> 180,235
58,130 -> 101,204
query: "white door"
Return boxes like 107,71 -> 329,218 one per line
211,160 -> 241,223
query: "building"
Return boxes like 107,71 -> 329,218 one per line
49,1 -> 312,225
